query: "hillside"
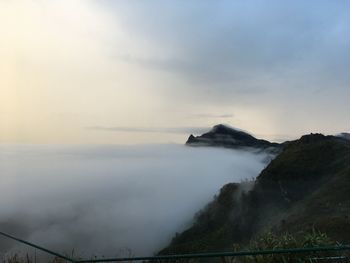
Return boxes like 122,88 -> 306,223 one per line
186,124 -> 280,149
159,133 -> 350,256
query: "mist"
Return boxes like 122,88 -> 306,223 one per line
0,144 -> 272,258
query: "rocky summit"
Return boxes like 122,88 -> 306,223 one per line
186,124 -> 280,149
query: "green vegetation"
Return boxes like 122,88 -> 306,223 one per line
238,230 -> 336,263
1,232 -> 347,263
1,255 -> 66,263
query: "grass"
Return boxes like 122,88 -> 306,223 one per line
3,230 -> 349,263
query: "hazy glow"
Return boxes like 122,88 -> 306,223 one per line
1,0 -> 349,144
0,0 -> 166,144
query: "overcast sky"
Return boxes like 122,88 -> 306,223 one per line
1,0 -> 349,144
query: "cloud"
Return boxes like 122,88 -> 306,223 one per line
109,0 -> 350,100
2,0 -> 350,144
337,133 -> 350,141
0,144 -> 272,258
190,113 -> 234,119
87,126 -> 210,135
118,54 -> 240,85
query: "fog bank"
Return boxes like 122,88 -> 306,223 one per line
0,144 -> 271,258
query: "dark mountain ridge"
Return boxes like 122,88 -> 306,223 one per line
159,132 -> 350,257
186,124 -> 280,149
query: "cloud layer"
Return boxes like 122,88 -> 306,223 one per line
0,144 -> 271,258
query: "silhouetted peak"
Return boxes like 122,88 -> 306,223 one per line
210,124 -> 249,135
298,133 -> 328,144
185,124 -> 279,149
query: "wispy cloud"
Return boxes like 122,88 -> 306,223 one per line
190,113 -> 234,119
87,126 -> 209,135
111,0 -> 350,112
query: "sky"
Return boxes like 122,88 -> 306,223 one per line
1,0 -> 349,144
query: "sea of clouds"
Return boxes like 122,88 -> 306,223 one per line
0,144 -> 272,259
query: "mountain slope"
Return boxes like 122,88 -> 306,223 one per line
159,134 -> 350,255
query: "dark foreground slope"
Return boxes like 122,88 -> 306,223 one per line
160,134 -> 350,255
186,124 -> 280,149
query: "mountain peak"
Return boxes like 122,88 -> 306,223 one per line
298,133 -> 328,144
210,124 -> 245,133
186,124 -> 279,149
